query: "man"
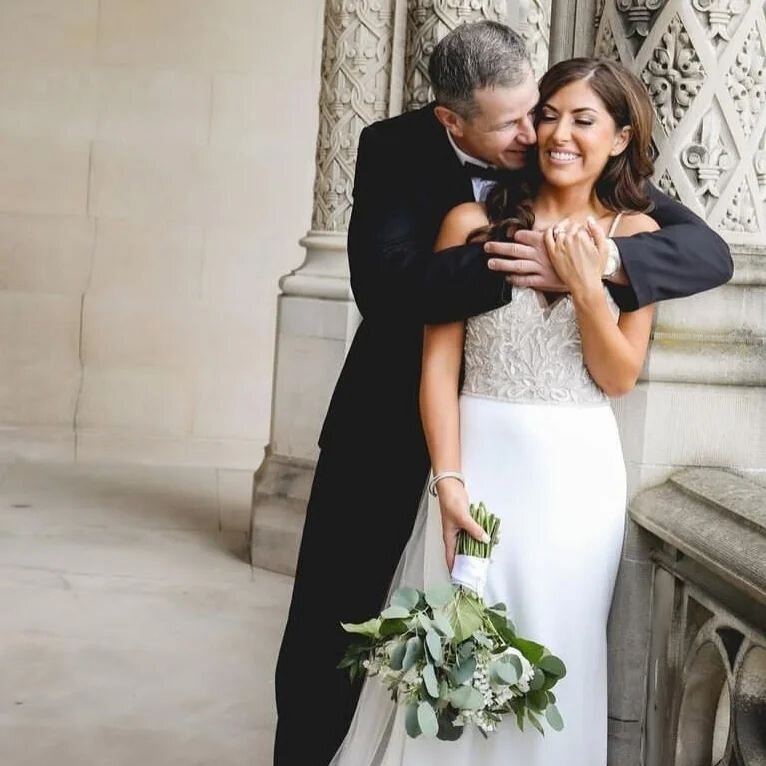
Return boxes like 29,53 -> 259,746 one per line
274,21 -> 732,766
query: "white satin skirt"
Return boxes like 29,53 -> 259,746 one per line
331,395 -> 627,766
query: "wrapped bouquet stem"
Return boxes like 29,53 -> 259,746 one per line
339,502 -> 567,740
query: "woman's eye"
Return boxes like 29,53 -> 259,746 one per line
539,114 -> 556,122
576,120 -> 594,126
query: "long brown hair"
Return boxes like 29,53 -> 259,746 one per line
471,57 -> 655,242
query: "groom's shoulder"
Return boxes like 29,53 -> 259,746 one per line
363,102 -> 440,146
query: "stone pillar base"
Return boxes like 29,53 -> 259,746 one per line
250,450 -> 314,576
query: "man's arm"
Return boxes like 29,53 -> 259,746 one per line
347,125 -> 509,325
611,185 -> 734,311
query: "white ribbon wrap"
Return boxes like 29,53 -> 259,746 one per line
450,554 -> 490,596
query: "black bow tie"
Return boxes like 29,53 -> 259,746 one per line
463,161 -> 512,183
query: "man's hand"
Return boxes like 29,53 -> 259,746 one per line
484,229 -> 568,292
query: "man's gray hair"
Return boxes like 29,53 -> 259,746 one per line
428,21 -> 532,118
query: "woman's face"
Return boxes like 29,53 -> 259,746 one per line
536,78 -> 630,189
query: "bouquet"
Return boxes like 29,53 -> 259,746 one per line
339,502 -> 566,741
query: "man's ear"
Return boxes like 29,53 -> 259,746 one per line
434,105 -> 465,138
610,126 -> 632,157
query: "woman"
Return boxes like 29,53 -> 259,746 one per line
331,57 -> 658,766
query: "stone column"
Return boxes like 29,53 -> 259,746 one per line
250,0 -> 402,574
549,1 -> 766,762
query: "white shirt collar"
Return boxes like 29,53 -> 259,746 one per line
445,129 -> 490,169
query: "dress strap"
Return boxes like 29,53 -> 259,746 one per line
607,212 -> 624,237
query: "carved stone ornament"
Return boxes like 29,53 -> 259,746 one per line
681,109 -> 734,208
722,178 -> 759,233
595,18 -> 620,61
595,0 -> 607,29
755,134 -> 766,198
516,0 -> 552,80
616,0 -> 666,38
692,0 -> 747,43
658,170 -> 680,200
726,25 -> 766,138
404,0 -> 507,112
641,15 -> 705,134
312,0 -> 396,232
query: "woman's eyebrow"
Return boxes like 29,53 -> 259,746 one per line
541,104 -> 599,115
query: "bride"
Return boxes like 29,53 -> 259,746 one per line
331,57 -> 659,766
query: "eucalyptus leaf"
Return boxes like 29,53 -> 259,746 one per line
446,595 -> 483,642
425,583 -> 455,609
528,689 -> 548,712
545,703 -> 564,731
449,685 -> 484,711
422,663 -> 439,698
513,637 -> 545,664
530,668 -> 545,691
449,655 -> 477,686
405,703 -> 421,738
527,708 -> 545,736
539,655 -> 567,679
381,605 -> 412,620
402,636 -> 423,672
417,613 -> 433,634
431,610 -> 455,640
417,701 -> 439,738
489,656 -> 520,686
340,618 -> 381,638
391,586 -> 420,611
380,618 -> 409,638
425,630 -> 443,666
389,640 -> 407,671
489,602 -> 507,612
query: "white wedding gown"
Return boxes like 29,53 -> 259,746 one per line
330,280 -> 627,766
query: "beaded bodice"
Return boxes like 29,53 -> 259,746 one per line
461,287 -> 619,405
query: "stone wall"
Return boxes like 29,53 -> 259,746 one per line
0,0 -> 324,468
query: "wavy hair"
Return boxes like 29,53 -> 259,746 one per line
470,57 -> 655,243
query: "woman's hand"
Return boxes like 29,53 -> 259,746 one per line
543,217 -> 609,300
437,479 -> 489,571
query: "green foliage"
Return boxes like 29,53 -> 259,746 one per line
337,501 -> 568,742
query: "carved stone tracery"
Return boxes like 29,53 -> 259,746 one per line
641,16 -> 705,134
403,0 -> 507,112
312,0 -> 397,232
681,109 -> 734,209
692,0 -> 748,43
616,0 -> 667,38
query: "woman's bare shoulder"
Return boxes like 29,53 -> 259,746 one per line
615,211 -> 660,236
436,202 -> 490,250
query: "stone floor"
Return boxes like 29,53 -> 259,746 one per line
0,460 -> 293,766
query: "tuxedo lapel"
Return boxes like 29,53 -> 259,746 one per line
419,104 -> 475,209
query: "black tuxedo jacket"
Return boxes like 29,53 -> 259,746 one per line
318,103 -> 733,452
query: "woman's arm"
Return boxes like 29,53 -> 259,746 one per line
545,215 -> 658,397
421,203 -> 491,568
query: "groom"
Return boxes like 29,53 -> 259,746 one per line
273,21 -> 732,766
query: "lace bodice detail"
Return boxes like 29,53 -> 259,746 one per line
462,287 -> 619,405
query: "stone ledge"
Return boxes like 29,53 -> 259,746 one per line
630,468 -> 766,605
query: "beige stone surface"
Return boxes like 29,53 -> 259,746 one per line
77,367 -> 194,436
97,0 -> 259,71
0,213 -> 95,293
0,137 -> 90,216
0,0 -> 99,64
0,459 -> 291,765
89,219 -> 204,297
0,0 -> 323,468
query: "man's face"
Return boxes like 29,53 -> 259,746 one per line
439,71 -> 540,170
